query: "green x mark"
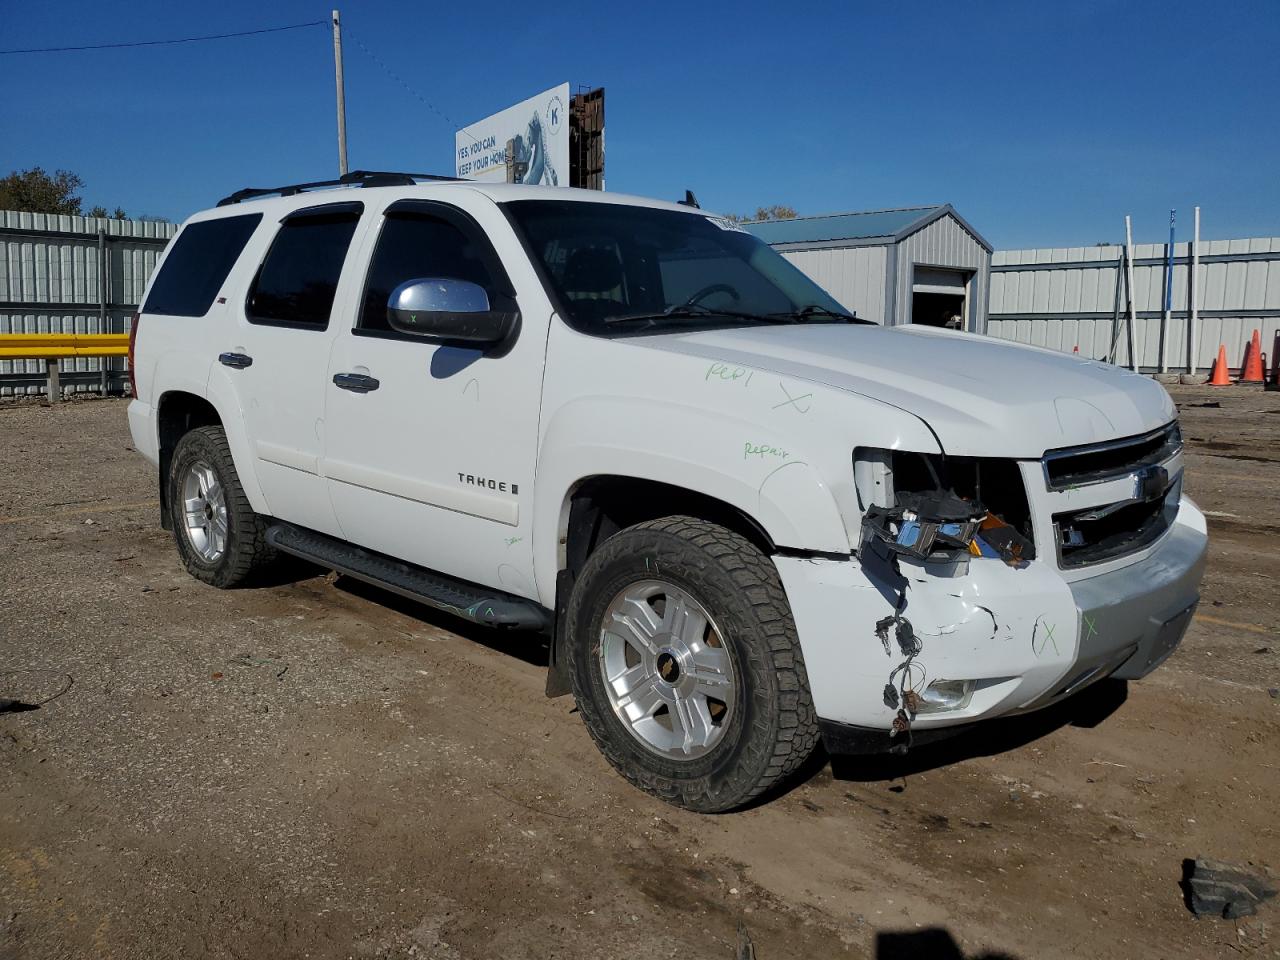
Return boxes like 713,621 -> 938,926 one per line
1083,613 -> 1099,643
1033,619 -> 1060,657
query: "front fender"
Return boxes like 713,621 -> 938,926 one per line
533,395 -> 849,606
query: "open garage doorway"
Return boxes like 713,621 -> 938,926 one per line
911,267 -> 971,329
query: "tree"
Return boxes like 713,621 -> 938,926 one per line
87,205 -> 129,220
1,168 -> 133,219
723,204 -> 798,224
0,167 -> 85,215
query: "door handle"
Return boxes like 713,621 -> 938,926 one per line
332,372 -> 380,393
218,352 -> 253,369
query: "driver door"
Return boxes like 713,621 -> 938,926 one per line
321,197 -> 547,599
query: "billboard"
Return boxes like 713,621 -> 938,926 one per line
456,83 -> 570,185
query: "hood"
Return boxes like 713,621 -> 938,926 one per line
635,323 -> 1175,458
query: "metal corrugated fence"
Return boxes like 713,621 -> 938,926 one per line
986,238 -> 1280,374
0,210 -> 175,396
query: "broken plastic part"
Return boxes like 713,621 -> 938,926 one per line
974,513 -> 1036,565
1184,857 -> 1278,919
861,490 -> 987,562
856,448 -> 1037,563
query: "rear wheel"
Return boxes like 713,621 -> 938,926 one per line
168,426 -> 275,588
567,516 -> 820,812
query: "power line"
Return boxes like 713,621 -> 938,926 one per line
344,28 -> 480,146
0,20 -> 327,56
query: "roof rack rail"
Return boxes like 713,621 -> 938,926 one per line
216,170 -> 463,207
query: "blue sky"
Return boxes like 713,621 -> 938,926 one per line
2,0 -> 1277,248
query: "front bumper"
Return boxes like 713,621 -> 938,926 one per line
775,496 -> 1207,745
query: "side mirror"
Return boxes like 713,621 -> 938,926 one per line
386,278 -> 517,344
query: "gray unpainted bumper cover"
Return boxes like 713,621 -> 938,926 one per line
1072,518 -> 1207,683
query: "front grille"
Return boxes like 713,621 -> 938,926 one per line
1054,478 -> 1179,567
1043,422 -> 1181,491
1045,421 -> 1182,567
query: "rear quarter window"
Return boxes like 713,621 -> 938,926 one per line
142,214 -> 262,317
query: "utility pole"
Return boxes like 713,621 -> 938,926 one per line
332,9 -> 348,175
1124,215 -> 1139,372
1188,206 -> 1201,375
1159,209 -> 1175,374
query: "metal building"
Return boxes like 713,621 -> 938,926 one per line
745,205 -> 993,330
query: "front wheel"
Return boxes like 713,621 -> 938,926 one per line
566,516 -> 820,812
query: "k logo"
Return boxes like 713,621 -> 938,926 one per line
547,95 -> 564,135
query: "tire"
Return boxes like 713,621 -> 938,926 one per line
566,516 -> 820,812
168,425 -> 276,588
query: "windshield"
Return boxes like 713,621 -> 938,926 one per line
503,199 -> 859,335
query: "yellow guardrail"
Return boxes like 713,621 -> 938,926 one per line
0,333 -> 131,402
0,333 -> 130,360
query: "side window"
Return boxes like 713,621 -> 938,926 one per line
358,214 -> 500,332
248,209 -> 361,328
142,214 -> 262,317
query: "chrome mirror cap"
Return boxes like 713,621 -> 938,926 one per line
388,278 -> 490,315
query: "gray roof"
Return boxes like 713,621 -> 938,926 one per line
744,203 -> 992,252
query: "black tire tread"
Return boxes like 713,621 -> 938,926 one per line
170,425 -> 276,588
567,516 -> 820,812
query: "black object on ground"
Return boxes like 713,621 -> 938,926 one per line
0,698 -> 39,714
1182,857 -> 1278,919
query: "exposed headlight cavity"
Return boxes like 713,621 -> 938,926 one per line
853,447 -> 894,510
854,448 -> 1036,564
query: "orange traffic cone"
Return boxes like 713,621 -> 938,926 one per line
1208,344 -> 1231,386
1240,329 -> 1265,383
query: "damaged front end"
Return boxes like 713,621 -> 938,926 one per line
853,449 -> 1038,751
773,433 -> 1204,759
855,449 -> 1035,566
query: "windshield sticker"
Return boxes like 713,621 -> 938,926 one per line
707,217 -> 750,233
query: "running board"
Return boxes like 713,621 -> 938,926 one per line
266,523 -> 551,630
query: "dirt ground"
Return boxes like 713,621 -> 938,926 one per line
1,385 -> 1277,960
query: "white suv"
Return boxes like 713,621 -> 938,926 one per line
128,171 -> 1207,812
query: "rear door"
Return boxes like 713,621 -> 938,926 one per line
322,195 -> 548,598
226,201 -> 367,536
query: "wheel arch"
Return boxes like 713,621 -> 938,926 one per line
155,390 -> 267,528
156,391 -> 221,529
560,475 -> 775,580
543,473 -> 782,699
